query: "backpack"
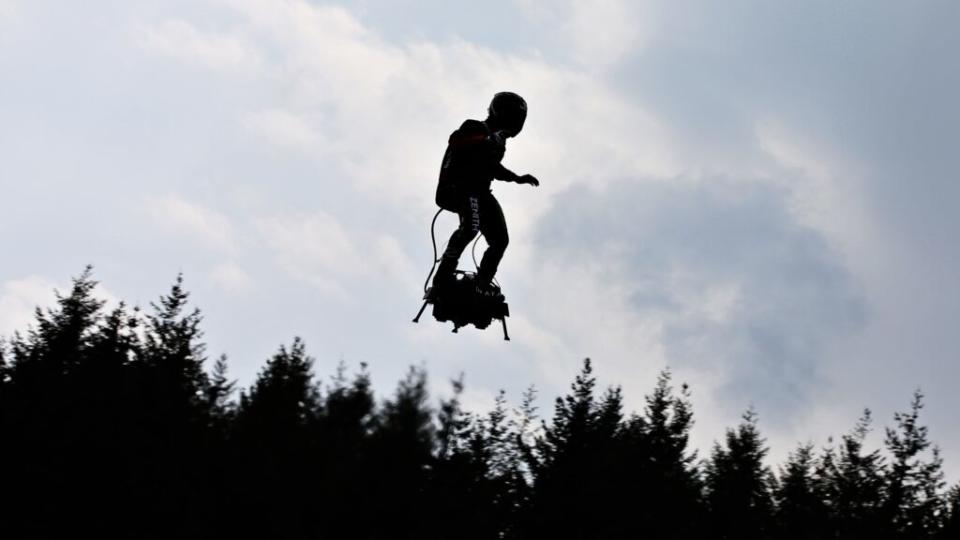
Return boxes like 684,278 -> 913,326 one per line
435,143 -> 459,212
435,119 -> 491,212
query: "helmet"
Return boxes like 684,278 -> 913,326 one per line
487,91 -> 527,136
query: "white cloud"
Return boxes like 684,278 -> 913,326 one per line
136,19 -> 263,74
371,234 -> 421,292
256,212 -> 417,298
242,108 -> 326,155
0,275 -> 121,338
566,0 -> 653,68
0,276 -> 59,338
147,195 -> 238,254
517,0 -> 655,69
755,119 -> 874,259
0,0 -> 18,23
256,212 -> 357,295
136,0 -> 679,217
516,263 -> 671,402
210,261 -> 253,292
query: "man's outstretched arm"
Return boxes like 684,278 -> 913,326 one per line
494,164 -> 539,186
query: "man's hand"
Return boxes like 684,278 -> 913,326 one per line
518,174 -> 540,186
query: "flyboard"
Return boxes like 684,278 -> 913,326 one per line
412,209 -> 511,340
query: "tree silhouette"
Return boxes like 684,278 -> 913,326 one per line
231,337 -> 320,538
618,369 -> 704,540
433,385 -> 536,540
704,409 -> 775,540
881,390 -> 947,538
431,377 -> 494,540
526,358 -> 627,539
820,410 -> 888,537
2,267 -> 109,536
0,269 -> 957,539
311,362 -> 376,538
774,443 -> 830,539
940,484 -> 960,539
366,365 -> 435,539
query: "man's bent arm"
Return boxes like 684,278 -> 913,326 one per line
493,163 -> 520,182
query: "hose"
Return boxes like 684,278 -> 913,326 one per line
422,208 -> 444,293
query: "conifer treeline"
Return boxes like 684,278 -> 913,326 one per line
1,269 -> 957,539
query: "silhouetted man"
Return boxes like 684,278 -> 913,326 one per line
433,91 -> 539,296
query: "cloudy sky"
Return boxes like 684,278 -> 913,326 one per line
2,0 -> 958,474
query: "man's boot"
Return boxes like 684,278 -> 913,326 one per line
431,257 -> 458,297
474,276 -> 501,298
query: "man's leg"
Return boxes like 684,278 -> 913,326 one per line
433,196 -> 481,287
477,193 -> 509,288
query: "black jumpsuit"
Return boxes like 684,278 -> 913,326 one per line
434,119 -> 519,286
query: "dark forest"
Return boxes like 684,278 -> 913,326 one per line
1,268 -> 957,539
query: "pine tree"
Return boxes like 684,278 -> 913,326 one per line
431,377 -> 494,540
198,353 -> 236,536
486,388 -> 537,539
818,410 -> 886,537
124,275 -> 217,534
315,361 -> 375,455
0,337 -> 8,419
78,302 -> 141,438
2,267 -> 106,536
367,365 -> 436,540
206,354 -> 235,431
939,485 -> 960,539
618,369 -> 703,539
704,409 -> 775,540
775,443 -> 829,539
434,386 -> 536,540
309,361 -> 377,539
8,266 -> 103,386
435,374 -> 469,462
882,390 -> 947,538
527,359 -> 625,539
71,302 -> 145,532
0,338 -> 8,518
510,385 -> 540,539
140,273 -> 210,418
235,337 -> 318,444
231,337 -> 320,538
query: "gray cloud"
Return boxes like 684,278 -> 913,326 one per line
616,1 -> 960,262
537,177 -> 866,420
595,1 -> 960,461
